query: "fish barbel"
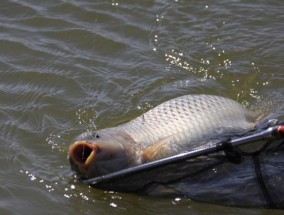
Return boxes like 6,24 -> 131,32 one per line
69,94 -> 256,179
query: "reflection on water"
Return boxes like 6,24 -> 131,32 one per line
0,0 -> 284,214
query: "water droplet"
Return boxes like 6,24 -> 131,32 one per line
110,202 -> 117,208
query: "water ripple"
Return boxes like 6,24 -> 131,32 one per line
0,0 -> 284,214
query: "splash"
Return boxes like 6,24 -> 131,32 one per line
19,169 -> 54,192
75,107 -> 97,132
46,133 -> 65,151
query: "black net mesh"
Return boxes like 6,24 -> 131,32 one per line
84,124 -> 284,209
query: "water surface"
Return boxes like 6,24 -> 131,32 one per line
1,0 -> 284,214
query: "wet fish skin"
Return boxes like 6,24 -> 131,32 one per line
69,94 -> 256,179
118,94 -> 256,158
69,128 -> 138,178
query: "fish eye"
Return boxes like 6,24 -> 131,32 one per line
92,132 -> 100,138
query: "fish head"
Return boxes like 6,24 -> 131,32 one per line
69,130 -> 136,179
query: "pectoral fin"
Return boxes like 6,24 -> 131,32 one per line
141,137 -> 173,162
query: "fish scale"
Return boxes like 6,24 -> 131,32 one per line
118,94 -> 256,153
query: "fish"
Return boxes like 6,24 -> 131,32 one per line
69,94 -> 257,180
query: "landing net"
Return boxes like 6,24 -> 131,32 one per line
82,120 -> 284,209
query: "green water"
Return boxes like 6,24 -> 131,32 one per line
0,0 -> 284,214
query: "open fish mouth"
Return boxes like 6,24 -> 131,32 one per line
69,141 -> 99,170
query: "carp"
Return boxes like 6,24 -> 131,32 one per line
69,94 -> 256,179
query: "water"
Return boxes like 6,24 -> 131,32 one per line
1,0 -> 284,214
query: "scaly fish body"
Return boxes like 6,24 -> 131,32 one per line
69,94 -> 256,179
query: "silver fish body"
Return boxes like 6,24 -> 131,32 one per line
118,94 -> 256,160
69,94 -> 256,179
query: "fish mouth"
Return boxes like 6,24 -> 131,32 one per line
69,141 -> 99,173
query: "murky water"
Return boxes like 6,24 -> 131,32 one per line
1,0 -> 284,214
